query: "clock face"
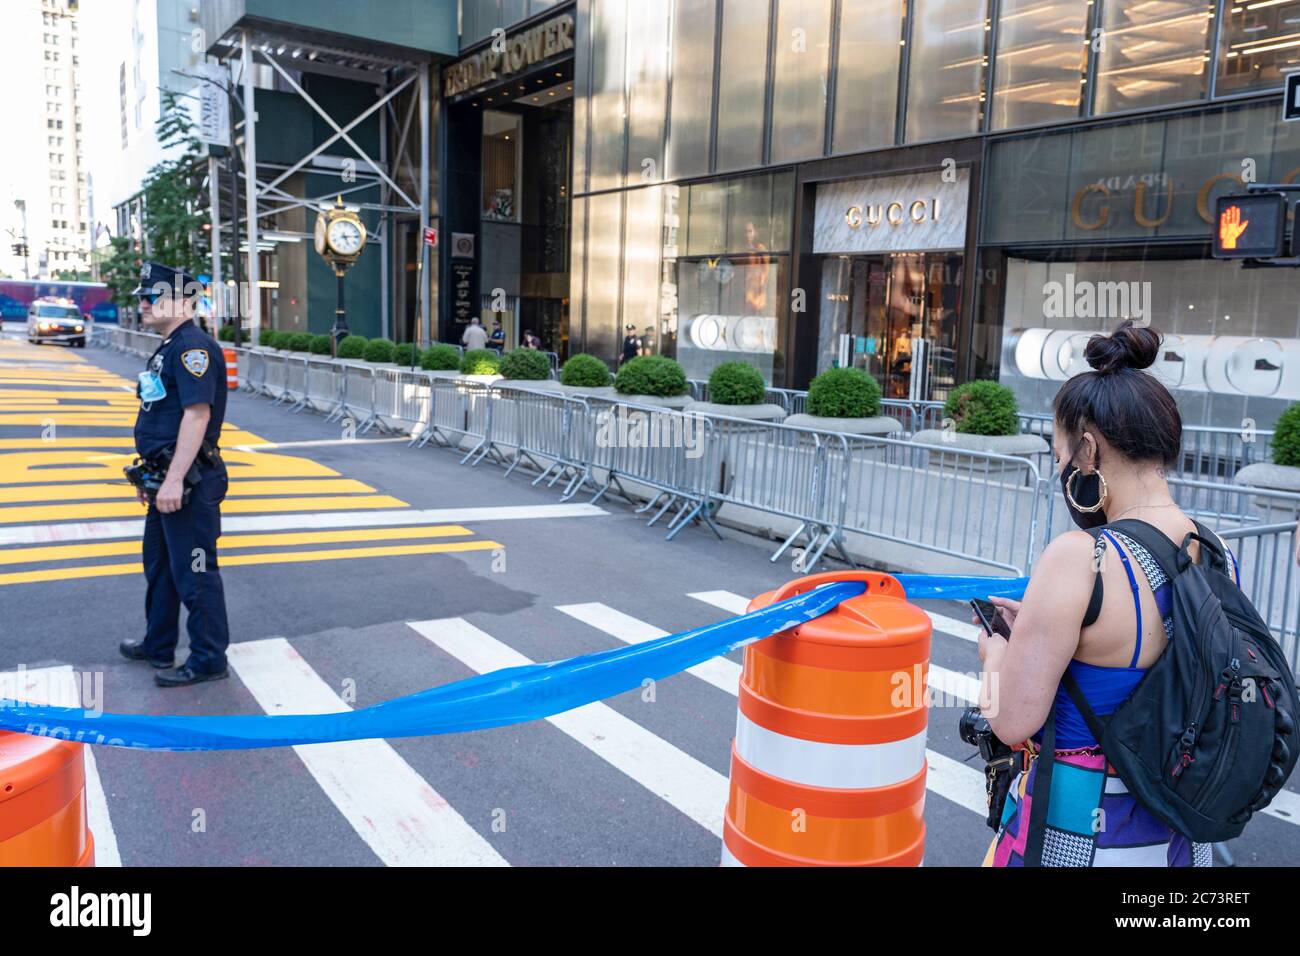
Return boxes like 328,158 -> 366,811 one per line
313,213 -> 327,256
327,218 -> 364,256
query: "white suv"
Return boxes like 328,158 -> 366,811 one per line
26,298 -> 88,347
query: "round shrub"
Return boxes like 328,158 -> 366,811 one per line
708,361 -> 766,405
286,332 -> 313,353
309,334 -> 332,355
614,355 -> 688,397
336,335 -> 367,360
260,329 -> 282,349
561,353 -> 611,387
393,343 -> 415,366
217,324 -> 235,342
499,349 -> 551,380
806,367 -> 881,418
460,348 -> 502,375
1273,403 -> 1300,468
420,344 -> 461,371
944,380 -> 1019,436
363,337 -> 396,363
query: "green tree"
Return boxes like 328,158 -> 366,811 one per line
139,90 -> 208,281
98,236 -> 142,311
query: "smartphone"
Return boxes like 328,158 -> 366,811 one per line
970,598 -> 1010,638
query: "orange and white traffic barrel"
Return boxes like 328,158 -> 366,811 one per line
0,731 -> 95,866
223,348 -> 239,390
722,571 -> 930,866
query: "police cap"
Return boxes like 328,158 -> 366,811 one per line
131,261 -> 199,298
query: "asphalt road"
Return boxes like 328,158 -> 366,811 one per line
0,330 -> 1295,866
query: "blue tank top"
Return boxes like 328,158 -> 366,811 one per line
1039,528 -> 1242,749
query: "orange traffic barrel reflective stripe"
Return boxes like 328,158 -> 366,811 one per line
0,731 -> 95,866
223,348 -> 238,390
722,571 -> 931,866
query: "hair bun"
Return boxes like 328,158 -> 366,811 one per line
1084,321 -> 1161,374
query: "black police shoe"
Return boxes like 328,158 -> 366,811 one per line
119,639 -> 174,669
154,665 -> 229,688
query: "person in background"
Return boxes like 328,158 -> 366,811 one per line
640,326 -> 655,357
488,319 -> 505,352
461,317 -> 488,350
619,324 -> 640,367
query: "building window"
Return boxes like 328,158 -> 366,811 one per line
990,0 -> 1088,130
1216,0 -> 1300,96
770,0 -> 834,164
481,110 -> 521,222
905,0 -> 988,142
716,0 -> 771,172
832,0 -> 904,154
1094,0 -> 1212,114
666,0 -> 716,181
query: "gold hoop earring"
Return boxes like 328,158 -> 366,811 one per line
1065,469 -> 1108,513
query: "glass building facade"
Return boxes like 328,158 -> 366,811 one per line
443,0 -> 1300,427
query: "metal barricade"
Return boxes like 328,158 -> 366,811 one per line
334,362 -> 379,433
583,398 -> 721,539
371,367 -> 435,439
698,413 -> 847,565
303,358 -> 342,415
1218,521 -> 1299,673
261,352 -> 290,403
282,355 -> 310,410
835,436 -> 1049,575
241,348 -> 267,395
418,378 -> 493,458
478,384 -> 594,499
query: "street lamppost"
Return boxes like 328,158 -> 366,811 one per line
314,196 -> 366,357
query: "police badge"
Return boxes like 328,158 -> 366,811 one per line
181,349 -> 209,377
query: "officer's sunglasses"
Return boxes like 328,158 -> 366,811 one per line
138,291 -> 163,306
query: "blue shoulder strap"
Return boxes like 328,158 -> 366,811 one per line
1101,530 -> 1144,669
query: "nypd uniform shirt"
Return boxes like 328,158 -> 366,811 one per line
134,319 -> 227,460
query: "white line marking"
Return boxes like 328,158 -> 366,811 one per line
227,639 -> 507,867
0,664 -> 122,866
407,617 -> 728,837
0,503 -> 609,546
231,438 -> 411,451
685,589 -> 987,815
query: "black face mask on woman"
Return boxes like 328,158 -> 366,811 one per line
1059,460 -> 1108,531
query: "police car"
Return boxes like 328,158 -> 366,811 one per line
26,297 -> 88,347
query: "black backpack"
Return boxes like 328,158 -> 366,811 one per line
1025,518 -> 1299,864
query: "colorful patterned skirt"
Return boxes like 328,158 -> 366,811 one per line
983,746 -> 1213,867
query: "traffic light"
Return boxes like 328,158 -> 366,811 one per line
1212,192 -> 1287,259
10,243 -> 27,257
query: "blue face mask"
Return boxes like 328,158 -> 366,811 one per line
138,370 -> 166,403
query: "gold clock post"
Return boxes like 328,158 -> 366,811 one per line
314,196 -> 367,357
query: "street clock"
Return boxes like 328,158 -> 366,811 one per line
314,196 -> 368,355
315,196 -> 367,273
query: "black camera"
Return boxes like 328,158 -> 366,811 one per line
959,706 -> 1010,764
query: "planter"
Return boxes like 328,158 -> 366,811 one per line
458,373 -> 504,387
910,429 -> 1048,478
558,384 -> 617,399
690,401 -> 787,421
500,378 -> 562,392
611,392 -> 694,409
785,413 -> 902,436
1234,463 -> 1300,523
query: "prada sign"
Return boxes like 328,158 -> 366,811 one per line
814,169 -> 970,254
443,13 -> 574,99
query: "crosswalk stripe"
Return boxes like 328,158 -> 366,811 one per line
0,525 -> 477,565
682,591 -> 988,816
227,638 -> 508,866
407,616 -> 729,838
556,603 -> 739,694
0,503 -> 608,546
0,539 -> 503,586
0,664 -> 122,867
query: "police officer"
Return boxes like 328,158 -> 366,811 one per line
119,263 -> 232,687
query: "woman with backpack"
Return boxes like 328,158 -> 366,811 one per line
976,321 -> 1297,867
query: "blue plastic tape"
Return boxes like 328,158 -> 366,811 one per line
0,573 -> 1027,752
